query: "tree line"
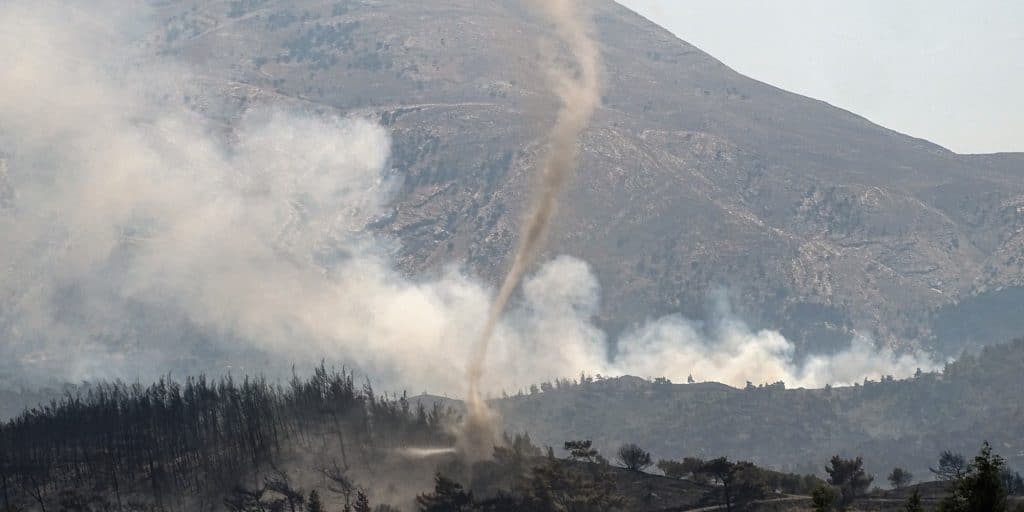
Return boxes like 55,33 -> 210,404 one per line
0,365 -> 452,511
2,361 -> 1023,511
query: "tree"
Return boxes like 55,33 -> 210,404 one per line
486,433 -> 543,492
811,485 -> 838,512
940,441 -> 1008,512
1000,468 -> 1024,496
698,458 -> 767,512
224,485 -> 267,512
564,440 -> 599,463
825,455 -> 873,508
700,457 -> 734,485
354,490 -> 371,512
525,455 -> 623,511
657,457 -> 706,480
889,467 -> 913,489
657,459 -> 687,479
264,469 -> 306,512
904,489 -> 925,512
615,444 -> 652,472
416,474 -> 475,512
727,462 -> 768,512
306,490 -> 325,512
322,462 -> 356,508
932,451 -> 967,481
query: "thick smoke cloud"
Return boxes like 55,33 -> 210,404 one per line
0,1 -> 939,396
612,290 -> 938,388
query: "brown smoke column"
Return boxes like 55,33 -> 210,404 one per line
460,0 -> 602,459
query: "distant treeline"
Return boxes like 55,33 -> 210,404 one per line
3,341 -> 1024,511
496,339 -> 1024,478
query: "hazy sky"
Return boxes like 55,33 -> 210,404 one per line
618,0 -> 1023,154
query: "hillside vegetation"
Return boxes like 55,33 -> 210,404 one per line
495,339 -> 1024,478
1,342 -> 1022,510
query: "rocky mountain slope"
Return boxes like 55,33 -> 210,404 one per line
145,0 -> 1023,354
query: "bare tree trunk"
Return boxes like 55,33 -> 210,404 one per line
1,468 -> 11,512
332,413 -> 350,470
26,475 -> 47,512
109,452 -> 123,511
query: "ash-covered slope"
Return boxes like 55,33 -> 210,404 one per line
147,0 -> 1024,353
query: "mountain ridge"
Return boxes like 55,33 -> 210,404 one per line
0,0 -> 1015,367
138,0 -> 1024,355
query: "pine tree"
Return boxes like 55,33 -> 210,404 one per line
904,489 -> 924,512
959,442 -> 1008,512
564,440 -> 599,463
826,455 -> 873,507
416,474 -> 475,512
940,442 -> 1009,512
354,490 -> 371,512
306,490 -> 325,512
811,485 -> 837,512
616,443 -> 652,472
889,467 -> 913,489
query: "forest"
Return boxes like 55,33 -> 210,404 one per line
1,343 -> 1024,511
0,366 -> 453,511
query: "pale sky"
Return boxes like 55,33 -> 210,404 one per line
617,0 -> 1023,154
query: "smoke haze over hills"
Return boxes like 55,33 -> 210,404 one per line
0,1 -> 946,398
1,4 -> 1022,512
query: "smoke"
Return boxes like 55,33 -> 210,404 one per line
0,1 -> 400,384
395,447 -> 458,459
462,0 -> 603,459
610,288 -> 939,388
0,1 -> 940,407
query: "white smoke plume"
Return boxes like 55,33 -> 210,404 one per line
611,288 -> 939,388
0,2 -> 940,401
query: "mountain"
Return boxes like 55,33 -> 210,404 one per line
138,0 -> 1024,356
498,340 -> 1024,480
144,0 -> 1024,356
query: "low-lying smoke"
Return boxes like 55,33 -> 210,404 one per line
395,447 -> 459,459
0,2 -> 940,407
